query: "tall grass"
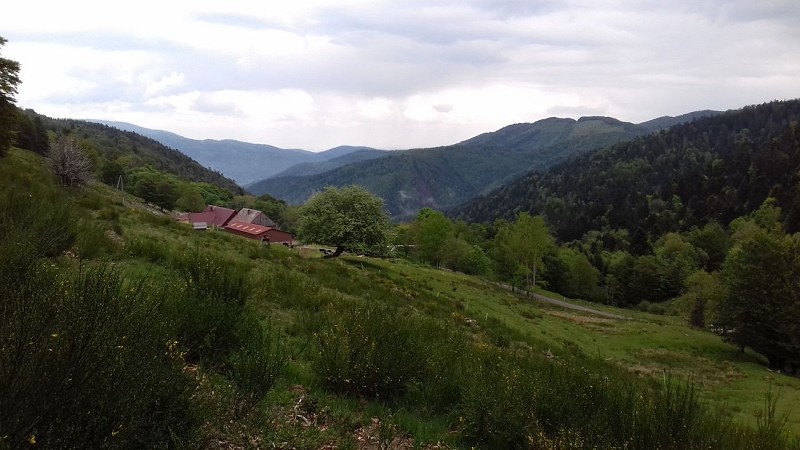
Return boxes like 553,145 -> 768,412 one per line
302,291 -> 800,449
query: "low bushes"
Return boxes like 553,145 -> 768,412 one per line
0,260 -> 195,449
305,296 -> 800,449
228,315 -> 289,416
310,301 -> 432,400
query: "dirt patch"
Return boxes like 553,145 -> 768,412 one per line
545,310 -> 619,332
623,349 -> 745,386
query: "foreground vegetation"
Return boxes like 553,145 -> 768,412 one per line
2,147 -> 800,449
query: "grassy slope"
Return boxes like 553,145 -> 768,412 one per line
340,257 -> 800,432
8,146 -> 799,445
110,176 -> 800,435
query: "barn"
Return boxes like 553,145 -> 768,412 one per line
224,221 -> 294,245
229,207 -> 277,228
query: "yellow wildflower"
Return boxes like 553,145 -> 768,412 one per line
28,434 -> 36,445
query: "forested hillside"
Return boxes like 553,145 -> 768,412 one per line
94,121 -> 377,185
23,112 -> 243,194
454,99 -> 800,248
263,147 -> 388,179
250,116 -> 648,219
11,110 -> 302,227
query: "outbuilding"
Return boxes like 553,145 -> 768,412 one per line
224,221 -> 294,245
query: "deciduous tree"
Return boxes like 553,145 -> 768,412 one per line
414,208 -> 454,267
49,136 -> 92,187
720,228 -> 797,369
495,213 -> 555,291
298,186 -> 389,258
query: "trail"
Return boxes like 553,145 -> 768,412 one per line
492,282 -> 628,320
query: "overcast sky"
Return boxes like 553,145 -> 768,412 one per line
3,1 -> 800,151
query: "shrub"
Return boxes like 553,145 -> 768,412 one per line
227,315 -> 289,417
0,262 -> 195,449
310,302 -> 430,400
125,235 -> 176,263
173,253 -> 250,366
457,350 -> 542,449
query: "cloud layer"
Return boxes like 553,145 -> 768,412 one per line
4,0 -> 800,150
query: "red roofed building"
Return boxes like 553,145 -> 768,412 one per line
178,205 -> 236,229
224,221 -> 294,245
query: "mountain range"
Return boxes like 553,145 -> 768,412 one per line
453,99 -> 800,248
247,112 -> 720,220
93,110 -> 723,220
91,121 -> 385,185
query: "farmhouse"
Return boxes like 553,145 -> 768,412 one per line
178,205 -> 236,229
224,221 -> 294,245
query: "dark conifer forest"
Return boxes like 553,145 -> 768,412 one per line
454,100 -> 800,248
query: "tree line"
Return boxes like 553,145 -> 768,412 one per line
396,200 -> 800,373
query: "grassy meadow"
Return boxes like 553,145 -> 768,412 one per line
2,146 -> 800,448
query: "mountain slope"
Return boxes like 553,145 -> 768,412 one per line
453,99 -> 800,246
638,110 -> 722,133
92,121 -> 373,185
249,116 -> 648,219
264,147 -> 388,180
40,116 -> 242,193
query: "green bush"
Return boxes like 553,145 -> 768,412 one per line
0,261 -> 195,449
310,302 -> 430,400
125,235 -> 176,263
454,349 -> 799,449
457,349 -> 542,448
260,266 -> 327,311
173,253 -> 250,366
75,219 -> 118,259
227,315 -> 289,416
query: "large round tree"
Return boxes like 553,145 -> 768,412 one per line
298,185 -> 389,258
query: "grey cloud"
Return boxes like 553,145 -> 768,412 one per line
433,103 -> 453,112
193,95 -> 241,116
192,13 -> 286,31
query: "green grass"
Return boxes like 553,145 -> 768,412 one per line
74,185 -> 800,441
5,146 -> 800,448
339,256 -> 800,432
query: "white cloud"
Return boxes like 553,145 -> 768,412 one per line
2,0 -> 799,150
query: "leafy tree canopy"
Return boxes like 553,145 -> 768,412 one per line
298,185 -> 390,258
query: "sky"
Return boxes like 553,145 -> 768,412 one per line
3,1 -> 800,151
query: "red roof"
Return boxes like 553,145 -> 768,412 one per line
203,205 -> 237,227
225,221 -> 270,236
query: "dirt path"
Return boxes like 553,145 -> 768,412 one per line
528,292 -> 628,320
492,282 -> 628,320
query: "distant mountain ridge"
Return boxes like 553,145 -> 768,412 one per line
92,109 -> 720,220
248,115 -> 653,220
25,114 -> 243,194
638,110 -> 722,132
91,121 -> 383,185
263,148 -> 388,180
452,99 -> 800,245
